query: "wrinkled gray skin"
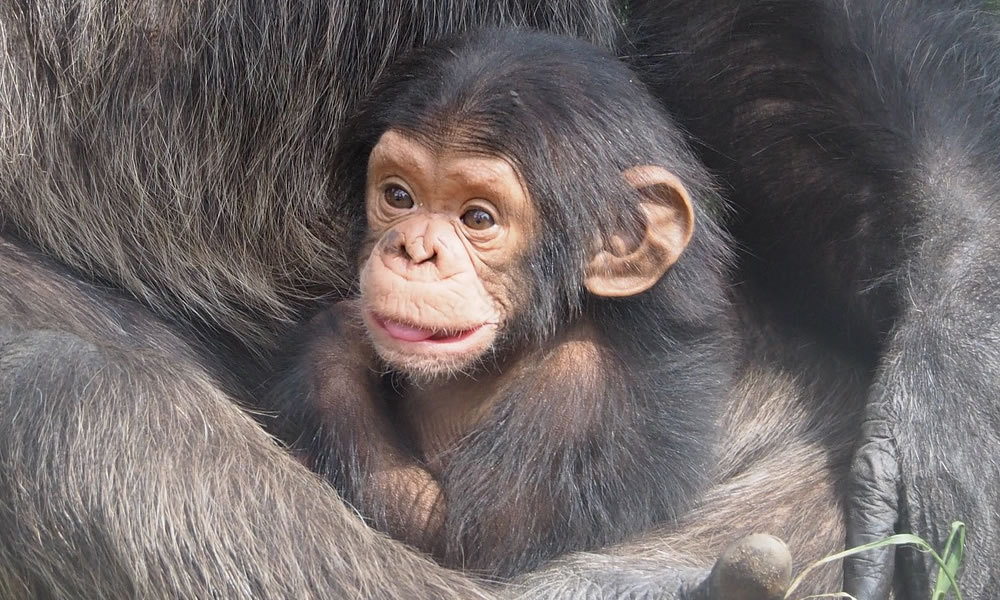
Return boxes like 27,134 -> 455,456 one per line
0,2 -> 881,598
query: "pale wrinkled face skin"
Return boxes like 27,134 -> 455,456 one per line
359,130 -> 535,379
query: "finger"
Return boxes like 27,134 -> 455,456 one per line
843,427 -> 899,600
709,534 -> 792,600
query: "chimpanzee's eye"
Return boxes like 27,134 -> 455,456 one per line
384,185 -> 414,209
461,208 -> 496,230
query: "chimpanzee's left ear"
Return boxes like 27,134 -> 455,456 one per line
584,165 -> 695,297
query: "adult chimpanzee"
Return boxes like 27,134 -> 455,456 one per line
0,1 -> 997,599
627,2 -> 1000,598
268,28 -> 738,579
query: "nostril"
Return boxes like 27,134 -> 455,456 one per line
380,231 -> 409,258
405,236 -> 436,264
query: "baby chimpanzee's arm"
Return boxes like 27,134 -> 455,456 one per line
266,300 -> 446,553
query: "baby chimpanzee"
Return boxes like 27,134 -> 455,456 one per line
271,28 -> 779,582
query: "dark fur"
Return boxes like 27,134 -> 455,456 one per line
627,1 -> 1000,597
511,284 -> 868,596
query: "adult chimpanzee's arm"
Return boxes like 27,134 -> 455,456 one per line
847,225 -> 1000,598
628,1 -> 1000,597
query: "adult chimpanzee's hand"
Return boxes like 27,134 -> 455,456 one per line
846,270 -> 1000,600
844,397 -> 899,600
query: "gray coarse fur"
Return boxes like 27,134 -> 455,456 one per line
0,2 -> 861,599
0,1 -> 622,350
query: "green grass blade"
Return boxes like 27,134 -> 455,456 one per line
931,522 -> 966,600
786,523 -> 966,600
786,534 -> 932,599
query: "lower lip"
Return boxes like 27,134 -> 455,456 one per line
372,314 -> 483,344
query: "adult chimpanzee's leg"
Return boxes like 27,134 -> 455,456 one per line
628,1 -> 1000,597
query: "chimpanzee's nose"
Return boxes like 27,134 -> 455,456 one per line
400,232 -> 435,264
388,217 -> 460,275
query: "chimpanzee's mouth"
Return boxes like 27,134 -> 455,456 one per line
371,314 -> 483,344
